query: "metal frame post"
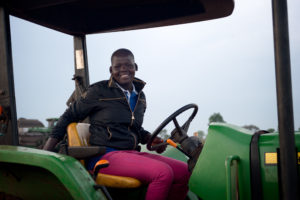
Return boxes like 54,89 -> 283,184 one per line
271,0 -> 298,199
0,7 -> 19,145
73,35 -> 90,100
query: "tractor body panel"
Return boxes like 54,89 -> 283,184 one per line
189,123 -> 300,200
0,145 -> 105,200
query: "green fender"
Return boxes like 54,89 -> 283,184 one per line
189,123 -> 300,200
0,145 -> 105,200
189,123 -> 253,200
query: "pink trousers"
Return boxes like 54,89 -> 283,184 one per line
100,150 -> 191,200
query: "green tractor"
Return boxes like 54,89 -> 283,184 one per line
0,0 -> 299,199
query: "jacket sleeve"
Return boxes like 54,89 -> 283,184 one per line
139,127 -> 151,144
50,85 -> 100,141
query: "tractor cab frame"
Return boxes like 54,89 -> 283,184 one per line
0,0 -> 298,199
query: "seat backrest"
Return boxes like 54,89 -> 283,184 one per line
67,122 -> 90,147
66,122 -> 142,189
67,122 -> 105,161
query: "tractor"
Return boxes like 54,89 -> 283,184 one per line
0,0 -> 299,199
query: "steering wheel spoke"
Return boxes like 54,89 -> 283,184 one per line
182,120 -> 191,132
172,118 -> 184,136
147,104 -> 198,151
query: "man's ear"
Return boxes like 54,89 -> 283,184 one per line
135,63 -> 138,71
109,66 -> 112,73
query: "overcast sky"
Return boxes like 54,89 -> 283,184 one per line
10,0 -> 299,136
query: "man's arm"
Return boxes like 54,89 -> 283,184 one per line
139,128 -> 151,145
43,85 -> 99,151
43,137 -> 59,151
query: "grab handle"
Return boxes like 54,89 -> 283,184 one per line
225,155 -> 240,200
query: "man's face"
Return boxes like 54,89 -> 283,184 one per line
110,55 -> 136,90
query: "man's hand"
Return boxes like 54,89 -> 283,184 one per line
152,137 -> 167,154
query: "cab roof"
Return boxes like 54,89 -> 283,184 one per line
3,0 -> 234,35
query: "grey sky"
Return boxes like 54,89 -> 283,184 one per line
10,0 -> 299,135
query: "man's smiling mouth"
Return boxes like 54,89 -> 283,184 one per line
120,74 -> 130,79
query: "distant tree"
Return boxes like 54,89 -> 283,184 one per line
197,130 -> 205,138
158,129 -> 170,140
267,128 -> 275,133
243,124 -> 260,132
208,113 -> 225,124
193,130 -> 206,142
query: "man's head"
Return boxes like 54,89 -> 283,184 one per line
110,48 -> 137,90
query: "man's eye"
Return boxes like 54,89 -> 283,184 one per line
126,64 -> 134,68
113,64 -> 134,70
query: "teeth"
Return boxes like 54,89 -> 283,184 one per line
121,75 -> 129,78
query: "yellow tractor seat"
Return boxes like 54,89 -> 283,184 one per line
67,122 -> 142,188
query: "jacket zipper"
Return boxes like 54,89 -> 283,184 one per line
120,90 -> 141,126
106,127 -> 112,140
122,90 -> 141,150
130,93 -> 141,125
130,93 -> 141,150
99,97 -> 126,101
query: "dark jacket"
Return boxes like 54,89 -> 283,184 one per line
50,77 -> 151,150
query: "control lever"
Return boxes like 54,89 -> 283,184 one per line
167,139 -> 191,158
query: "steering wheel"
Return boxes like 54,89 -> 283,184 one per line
147,104 -> 198,151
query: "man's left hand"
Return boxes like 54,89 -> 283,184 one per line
152,137 -> 167,154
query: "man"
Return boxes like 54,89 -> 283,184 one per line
43,48 -> 151,151
43,48 -> 190,200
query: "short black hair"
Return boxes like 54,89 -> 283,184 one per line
111,48 -> 134,63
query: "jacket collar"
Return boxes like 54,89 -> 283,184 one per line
108,76 -> 146,92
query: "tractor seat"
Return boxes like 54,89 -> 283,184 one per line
67,122 -> 142,188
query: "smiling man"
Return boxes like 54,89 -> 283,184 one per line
43,48 -> 151,152
43,48 -> 191,200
